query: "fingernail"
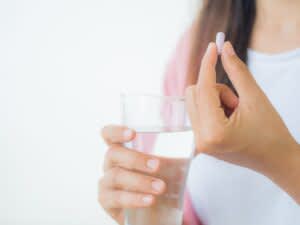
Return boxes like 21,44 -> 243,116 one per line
142,195 -> 153,205
147,159 -> 159,170
152,180 -> 165,192
225,42 -> 236,56
123,129 -> 133,140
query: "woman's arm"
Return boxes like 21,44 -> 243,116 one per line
262,142 -> 300,204
185,41 -> 300,204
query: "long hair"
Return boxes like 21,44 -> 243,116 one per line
187,0 -> 256,92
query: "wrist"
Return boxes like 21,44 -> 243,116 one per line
261,140 -> 300,204
260,140 -> 297,177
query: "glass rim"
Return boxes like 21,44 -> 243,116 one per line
120,92 -> 185,101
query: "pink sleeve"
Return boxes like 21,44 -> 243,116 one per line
163,32 -> 202,225
163,31 -> 191,97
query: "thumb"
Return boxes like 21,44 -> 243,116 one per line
221,42 -> 259,98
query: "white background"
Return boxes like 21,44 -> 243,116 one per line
0,0 -> 198,224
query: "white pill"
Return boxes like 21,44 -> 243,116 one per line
216,32 -> 225,55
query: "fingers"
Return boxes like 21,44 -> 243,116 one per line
101,125 -> 135,144
221,42 -> 258,98
217,84 -> 239,109
197,42 -> 218,88
101,167 -> 166,195
103,146 -> 160,173
98,189 -> 155,209
194,42 -> 227,122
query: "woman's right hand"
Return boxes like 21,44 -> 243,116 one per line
98,125 -> 167,225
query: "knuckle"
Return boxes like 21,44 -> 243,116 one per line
110,167 -> 122,185
195,138 -> 209,152
215,84 -> 221,90
133,194 -> 144,205
124,150 -> 145,172
134,175 -> 147,188
130,153 -> 142,169
206,131 -> 225,145
132,173 -> 155,193
195,129 -> 226,151
216,83 -> 228,92
115,192 -> 125,206
107,191 -> 120,207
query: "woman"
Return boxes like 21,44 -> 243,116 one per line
98,0 -> 300,224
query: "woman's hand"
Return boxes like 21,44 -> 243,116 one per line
98,125 -> 166,225
186,42 -> 300,203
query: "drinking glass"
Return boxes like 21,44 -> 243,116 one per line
121,94 -> 195,225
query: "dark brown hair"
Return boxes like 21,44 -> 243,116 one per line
187,0 -> 256,92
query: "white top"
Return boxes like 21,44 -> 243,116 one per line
187,48 -> 300,225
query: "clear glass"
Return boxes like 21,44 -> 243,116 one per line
121,94 -> 195,225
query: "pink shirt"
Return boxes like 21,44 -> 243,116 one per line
163,32 -> 202,225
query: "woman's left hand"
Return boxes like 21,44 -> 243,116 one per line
186,41 -> 300,203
